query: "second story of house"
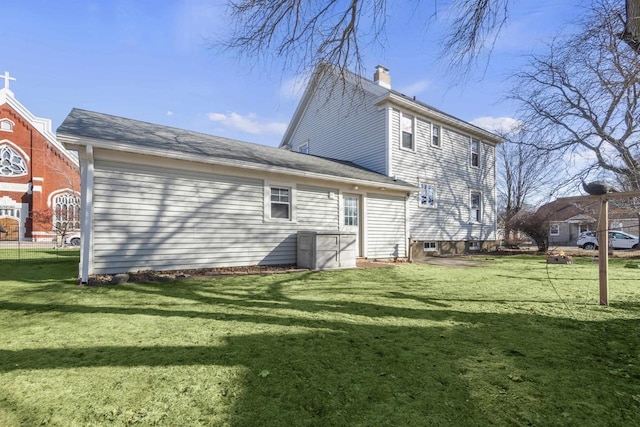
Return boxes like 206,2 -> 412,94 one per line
280,64 -> 503,241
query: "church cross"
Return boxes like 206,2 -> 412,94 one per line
1,71 -> 16,90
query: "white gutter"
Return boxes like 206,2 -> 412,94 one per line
80,144 -> 94,284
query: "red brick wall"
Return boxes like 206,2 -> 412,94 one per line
0,103 -> 80,240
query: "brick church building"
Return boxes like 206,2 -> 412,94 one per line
0,72 -> 80,242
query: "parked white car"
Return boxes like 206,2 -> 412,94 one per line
63,233 -> 81,246
576,230 -> 639,250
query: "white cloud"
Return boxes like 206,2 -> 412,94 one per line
166,111 -> 174,116
207,112 -> 288,135
470,116 -> 522,135
398,79 -> 430,96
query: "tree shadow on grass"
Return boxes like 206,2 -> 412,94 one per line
3,266 -> 640,425
1,294 -> 640,424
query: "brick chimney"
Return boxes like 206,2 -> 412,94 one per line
373,65 -> 391,89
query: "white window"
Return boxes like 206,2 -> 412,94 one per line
400,113 -> 414,150
419,182 -> 436,208
471,138 -> 480,167
424,241 -> 437,252
432,125 -> 440,147
0,144 -> 28,176
469,241 -> 481,251
0,119 -> 14,132
550,224 -> 560,236
298,143 -> 309,154
270,187 -> 290,219
470,191 -> 482,223
53,192 -> 81,231
344,196 -> 358,226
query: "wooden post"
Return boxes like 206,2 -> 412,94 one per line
598,198 -> 609,306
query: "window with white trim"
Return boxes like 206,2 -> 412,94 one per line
400,113 -> 415,150
550,224 -> 560,236
270,187 -> 290,219
432,125 -> 441,147
0,144 -> 28,176
344,196 -> 358,226
469,241 -> 481,251
0,119 -> 14,132
470,191 -> 482,223
419,182 -> 436,208
471,138 -> 480,167
53,193 -> 81,231
298,142 -> 309,154
424,241 -> 437,252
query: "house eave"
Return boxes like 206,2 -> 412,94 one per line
58,133 -> 418,193
374,92 -> 503,144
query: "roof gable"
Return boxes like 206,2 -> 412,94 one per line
280,64 -> 502,147
0,88 -> 78,166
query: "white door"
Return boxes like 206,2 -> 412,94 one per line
343,194 -> 362,257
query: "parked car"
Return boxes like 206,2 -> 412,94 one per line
576,230 -> 639,250
63,233 -> 81,246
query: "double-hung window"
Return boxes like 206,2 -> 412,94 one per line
550,224 -> 560,236
270,187 -> 290,219
419,182 -> 436,208
432,125 -> 440,147
470,191 -> 482,223
401,113 -> 414,150
471,138 -> 480,167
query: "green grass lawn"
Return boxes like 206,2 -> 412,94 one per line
1,255 -> 640,426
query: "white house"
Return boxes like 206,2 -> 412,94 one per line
57,109 -> 417,282
281,65 -> 503,256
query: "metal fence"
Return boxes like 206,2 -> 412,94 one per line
0,223 -> 80,261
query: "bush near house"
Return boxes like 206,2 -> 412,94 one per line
1,255 -> 640,426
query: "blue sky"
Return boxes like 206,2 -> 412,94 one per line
2,0 -> 579,147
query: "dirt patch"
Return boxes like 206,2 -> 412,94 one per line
85,264 -> 304,285
84,260 -> 403,285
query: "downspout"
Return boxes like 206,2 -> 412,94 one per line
80,144 -> 94,284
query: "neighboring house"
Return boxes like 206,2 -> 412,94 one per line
57,109 -> 417,282
0,72 -> 80,242
541,199 -> 639,246
541,200 -> 597,246
280,65 -> 503,256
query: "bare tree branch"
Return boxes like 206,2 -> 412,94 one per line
511,0 -> 640,189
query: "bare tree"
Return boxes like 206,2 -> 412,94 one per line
512,0 -> 640,189
221,0 -> 509,78
221,1 -> 639,83
509,208 -> 552,252
497,127 -> 561,246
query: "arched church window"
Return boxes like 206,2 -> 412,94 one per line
0,144 -> 27,176
53,193 -> 81,231
0,119 -> 14,132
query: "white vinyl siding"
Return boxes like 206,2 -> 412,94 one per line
390,111 -> 497,241
90,160 -> 340,274
366,194 -> 406,258
286,78 -> 388,174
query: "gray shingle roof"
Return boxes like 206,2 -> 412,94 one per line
57,108 -> 416,190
